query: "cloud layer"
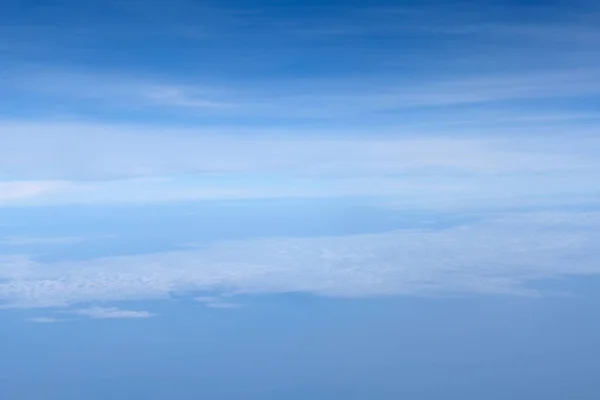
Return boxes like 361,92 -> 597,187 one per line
2,121 -> 596,181
1,120 -> 598,207
0,181 -> 69,201
1,211 -> 599,310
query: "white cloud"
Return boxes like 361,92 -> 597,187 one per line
1,121 -> 597,181
72,307 -> 154,319
195,296 -> 243,309
0,181 -> 69,202
28,317 -> 61,323
205,302 -> 243,309
6,172 -> 598,209
1,236 -> 87,246
0,122 -> 596,206
1,68 -> 598,209
0,211 -> 599,309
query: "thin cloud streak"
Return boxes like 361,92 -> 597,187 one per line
3,68 -> 600,117
2,70 -> 233,111
0,181 -> 70,201
1,236 -> 87,246
72,307 -> 154,319
27,316 -> 62,323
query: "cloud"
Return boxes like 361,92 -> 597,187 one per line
0,181 -> 69,202
1,67 -> 598,208
205,302 -> 242,309
5,172 -> 598,209
292,3 -> 600,49
2,69 -> 232,111
245,70 -> 600,115
1,121 -> 598,182
195,296 -> 243,309
1,236 -> 87,246
27,316 -> 62,323
5,67 -> 600,117
3,1 -> 599,125
0,211 -> 599,309
72,307 -> 154,319
0,120 -> 597,206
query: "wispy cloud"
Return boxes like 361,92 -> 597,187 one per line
248,69 -> 600,115
27,316 -> 62,323
1,121 -> 597,180
4,67 -> 600,117
1,211 -> 599,309
1,236 -> 87,246
5,172 -> 599,209
0,181 -> 69,201
292,3 -> 600,44
195,296 -> 243,309
0,118 -> 597,205
72,307 -> 154,319
3,1 -> 598,124
1,70 -> 233,111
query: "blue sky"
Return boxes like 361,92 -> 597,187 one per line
1,0 -> 600,398
1,0 -> 599,205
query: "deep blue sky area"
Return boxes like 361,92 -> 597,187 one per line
2,289 -> 600,400
1,0 -> 600,398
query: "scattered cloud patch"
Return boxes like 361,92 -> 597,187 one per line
1,236 -> 87,246
195,296 -> 243,309
28,316 -> 61,323
72,307 -> 154,319
205,302 -> 243,309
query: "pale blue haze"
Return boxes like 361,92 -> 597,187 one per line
1,0 -> 599,398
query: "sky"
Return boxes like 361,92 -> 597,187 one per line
1,0 -> 600,399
